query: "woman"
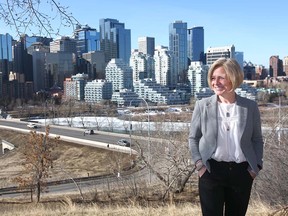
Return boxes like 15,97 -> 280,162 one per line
188,58 -> 263,216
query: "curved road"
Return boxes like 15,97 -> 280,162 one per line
0,119 -> 137,153
0,118 -> 144,198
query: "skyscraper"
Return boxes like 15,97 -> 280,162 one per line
13,35 -> 33,82
29,42 -> 50,92
169,21 -> 188,84
73,24 -> 100,57
187,26 -> 204,63
45,52 -> 74,89
138,37 -> 155,56
0,33 -> 13,82
99,18 -> 131,64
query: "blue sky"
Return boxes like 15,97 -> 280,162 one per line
2,0 -> 287,68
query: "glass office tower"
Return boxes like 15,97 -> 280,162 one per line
74,24 -> 100,57
188,26 -> 204,63
0,33 -> 13,82
22,35 -> 52,49
99,18 -> 131,64
169,21 -> 188,84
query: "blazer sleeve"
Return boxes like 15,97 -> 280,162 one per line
188,101 -> 203,163
252,102 -> 264,169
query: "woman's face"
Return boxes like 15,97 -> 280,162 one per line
211,66 -> 233,96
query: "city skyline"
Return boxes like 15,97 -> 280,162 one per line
1,0 -> 288,68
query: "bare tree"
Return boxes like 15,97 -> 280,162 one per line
14,126 -> 60,202
252,131 -> 288,206
106,116 -> 115,132
0,0 -> 79,37
93,116 -> 105,131
250,106 -> 288,207
133,118 -> 194,201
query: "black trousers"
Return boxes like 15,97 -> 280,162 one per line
199,159 -> 254,216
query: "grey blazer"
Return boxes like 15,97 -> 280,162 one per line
188,94 -> 264,174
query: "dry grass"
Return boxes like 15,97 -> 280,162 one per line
0,198 -> 280,216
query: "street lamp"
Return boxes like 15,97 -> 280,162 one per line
44,100 -> 47,126
278,91 -> 282,145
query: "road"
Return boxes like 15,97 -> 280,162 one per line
0,166 -> 149,199
0,118 -> 143,198
0,119 -> 136,152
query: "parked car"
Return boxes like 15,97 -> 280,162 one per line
117,139 -> 130,147
84,129 -> 94,135
27,123 -> 38,129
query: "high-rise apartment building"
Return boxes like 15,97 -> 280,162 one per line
130,50 -> 154,82
111,89 -> 141,106
84,79 -> 113,103
169,20 -> 188,84
206,45 -> 235,65
283,56 -> 288,75
133,78 -> 183,105
99,18 -> 131,64
64,73 -> 89,101
269,55 -> 283,77
154,46 -> 176,88
187,26 -> 204,63
73,24 -> 100,57
105,58 -> 133,92
254,64 -> 268,80
138,37 -> 155,56
187,61 -> 209,97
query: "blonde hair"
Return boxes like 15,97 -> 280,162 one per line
207,58 -> 244,91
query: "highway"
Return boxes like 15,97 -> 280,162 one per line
0,119 -> 137,152
0,118 -> 142,198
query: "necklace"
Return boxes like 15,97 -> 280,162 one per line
218,102 -> 235,131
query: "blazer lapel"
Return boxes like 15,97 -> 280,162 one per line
206,95 -> 218,138
236,95 -> 248,137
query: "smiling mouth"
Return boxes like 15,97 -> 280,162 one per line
214,87 -> 224,90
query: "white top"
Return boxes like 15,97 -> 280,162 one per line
212,102 -> 246,163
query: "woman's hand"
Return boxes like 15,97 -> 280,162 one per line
248,170 -> 257,179
198,166 -> 207,177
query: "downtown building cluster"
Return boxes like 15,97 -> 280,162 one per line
0,19 -> 285,106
